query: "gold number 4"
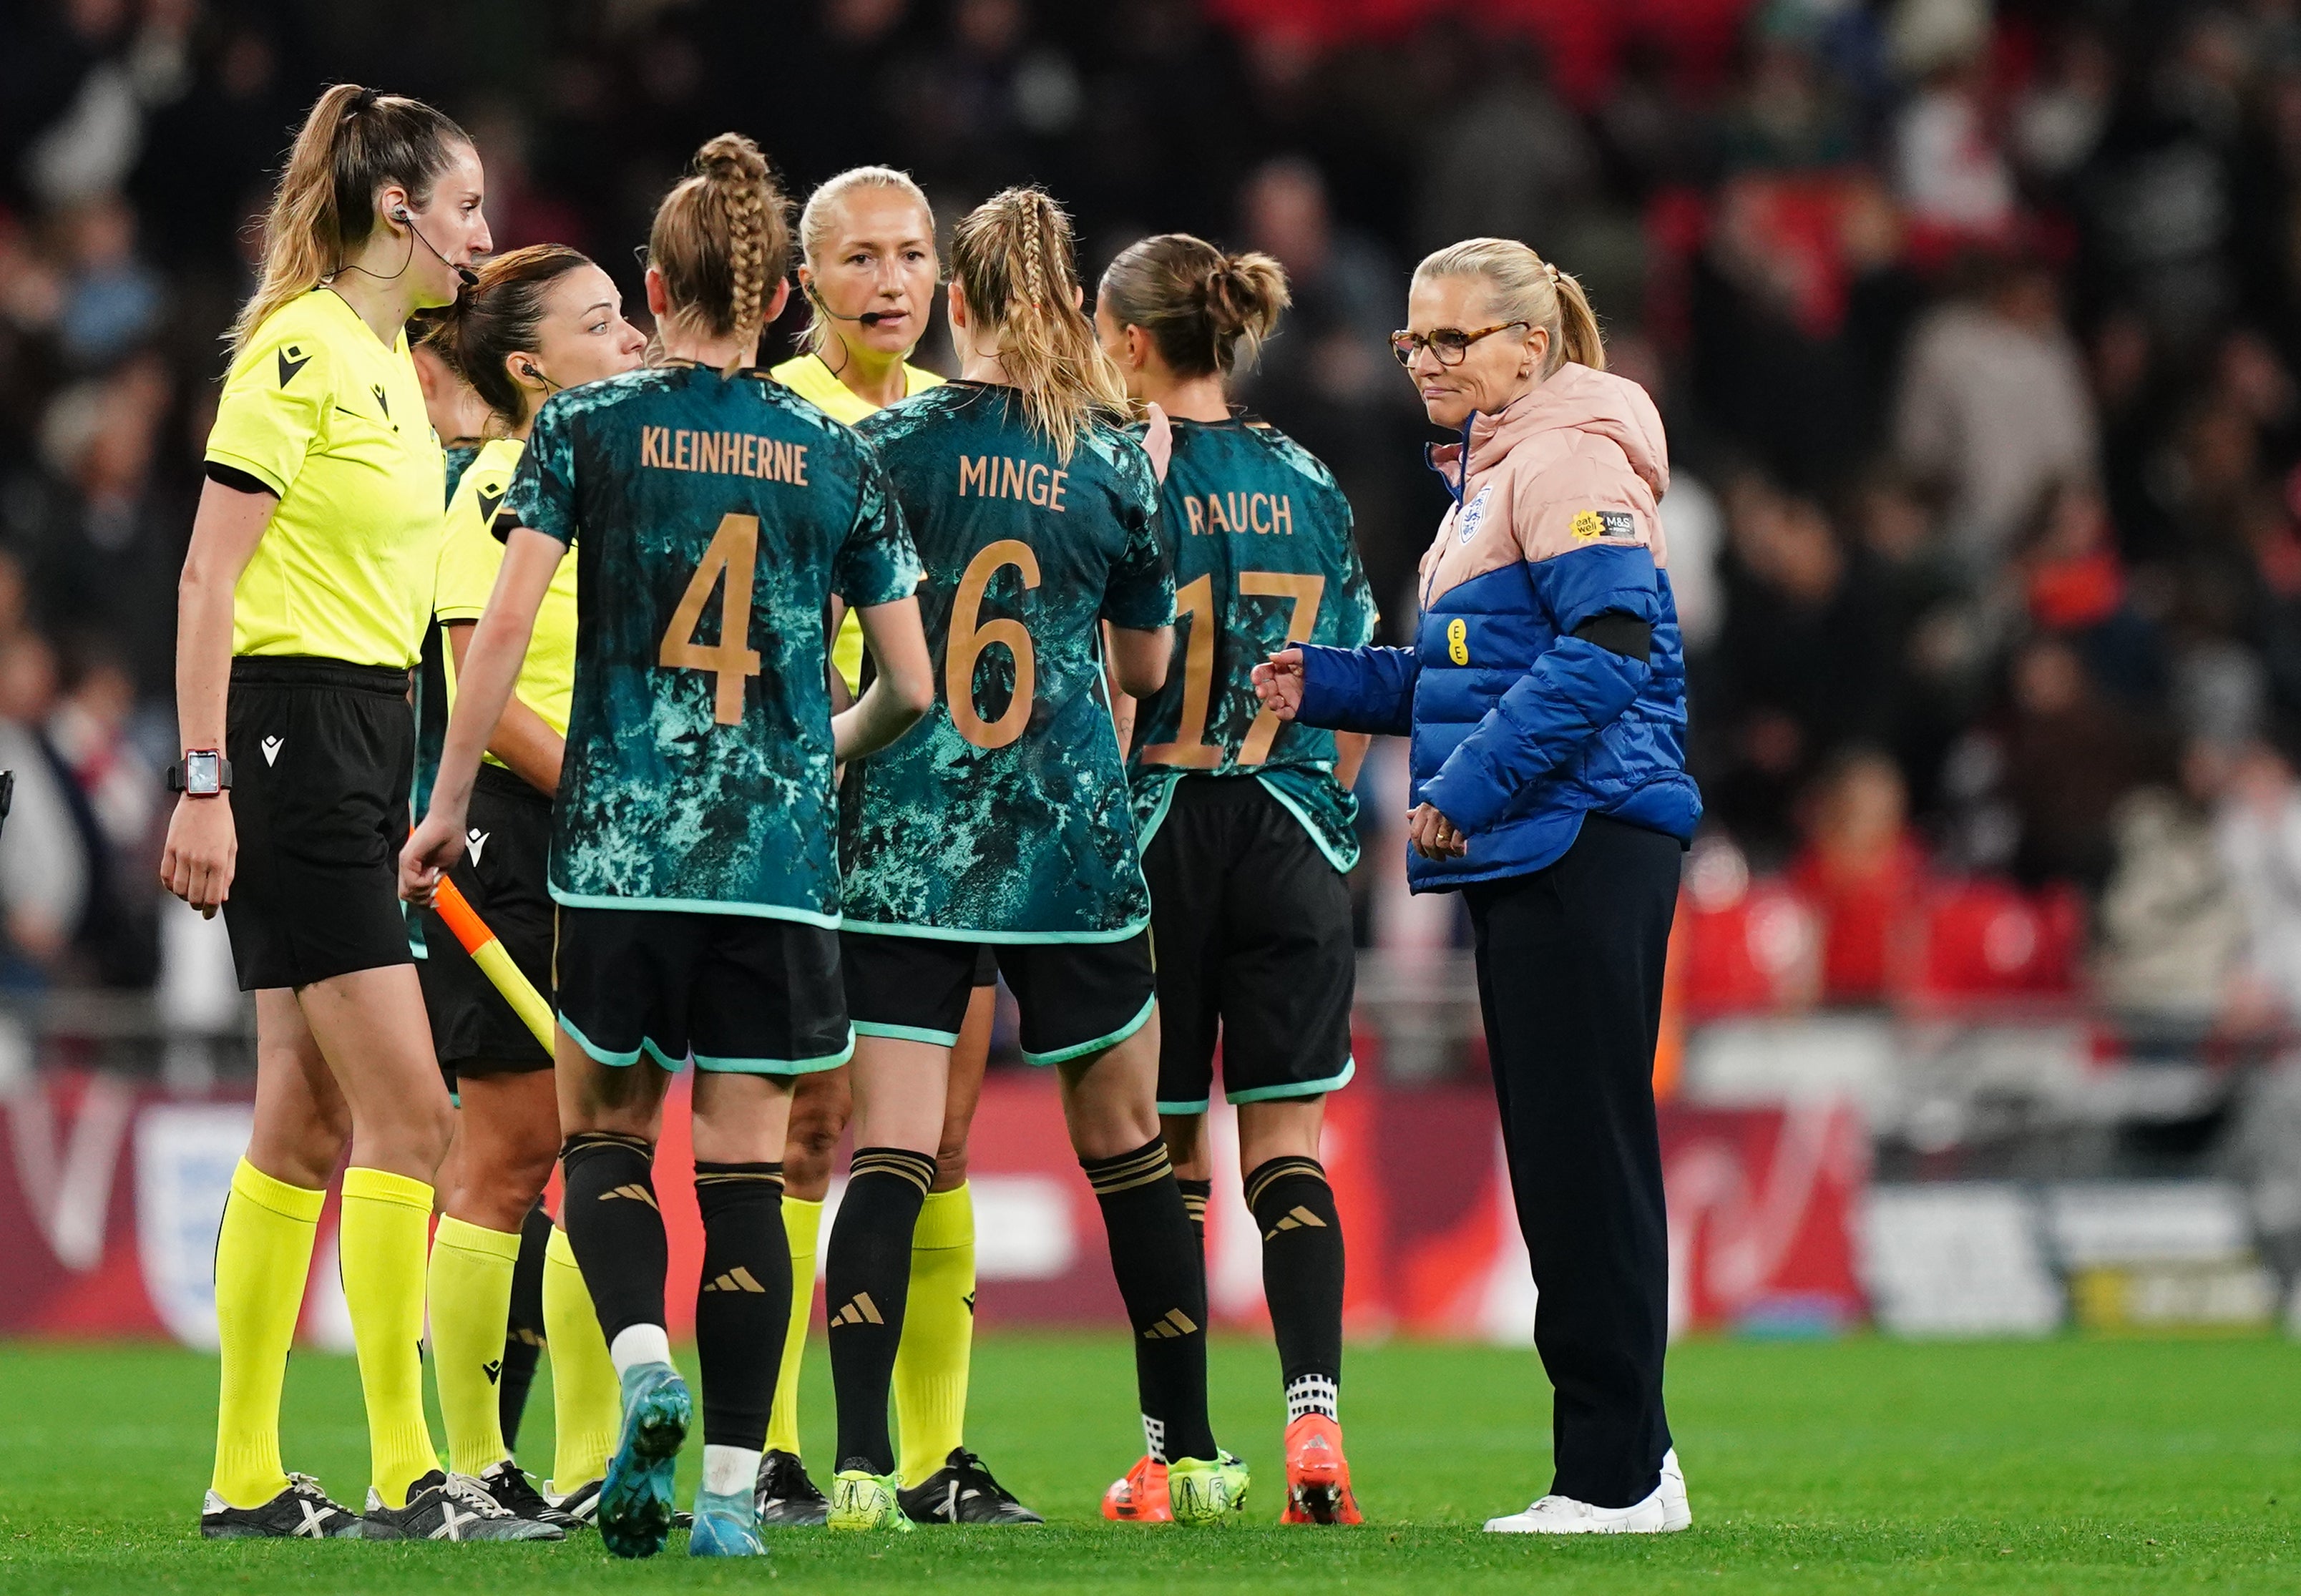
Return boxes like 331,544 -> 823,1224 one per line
1142,569 -> 1324,768
948,539 -> 1042,750
658,512 -> 762,725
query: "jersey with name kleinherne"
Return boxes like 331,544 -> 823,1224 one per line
205,288 -> 444,668
841,381 -> 1173,940
1127,416 -> 1378,871
436,436 -> 577,773
502,363 -> 922,924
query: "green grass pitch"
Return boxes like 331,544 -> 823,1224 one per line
0,1332 -> 2294,1592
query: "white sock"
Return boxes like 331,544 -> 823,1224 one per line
702,1444 -> 759,1498
1286,1374 -> 1339,1423
609,1323 -> 674,1381
1141,1414 -> 1167,1465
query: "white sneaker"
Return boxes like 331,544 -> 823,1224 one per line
1483,1488 -> 1669,1534
1659,1448 -> 1692,1532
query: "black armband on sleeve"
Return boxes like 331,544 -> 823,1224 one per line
202,461 -> 275,498
1573,611 -> 1651,664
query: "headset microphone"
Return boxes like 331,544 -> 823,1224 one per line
806,281 -> 892,326
395,207 -> 481,288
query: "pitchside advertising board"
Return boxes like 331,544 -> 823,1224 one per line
0,1064 -> 2281,1341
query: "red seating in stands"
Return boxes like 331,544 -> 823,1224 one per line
1895,880 -> 2085,1004
1677,879 -> 1821,1019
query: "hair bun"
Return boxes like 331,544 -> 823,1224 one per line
695,132 -> 768,185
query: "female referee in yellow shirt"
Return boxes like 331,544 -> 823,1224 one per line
416,243 -> 648,1526
758,166 -> 1035,1526
160,84 -> 549,1544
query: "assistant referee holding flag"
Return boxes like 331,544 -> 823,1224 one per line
1256,238 -> 1701,1534
162,84 -> 550,1543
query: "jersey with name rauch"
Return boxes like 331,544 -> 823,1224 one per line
840,381 -> 1173,940
1127,415 -> 1377,871
502,363 -> 921,924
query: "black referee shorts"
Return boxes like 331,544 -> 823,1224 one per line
1141,777 -> 1356,1115
223,656 -> 416,991
418,763 -> 555,1074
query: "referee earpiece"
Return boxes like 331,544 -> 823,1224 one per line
391,203 -> 481,289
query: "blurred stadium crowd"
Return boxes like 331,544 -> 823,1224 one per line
7,0 -> 2301,1050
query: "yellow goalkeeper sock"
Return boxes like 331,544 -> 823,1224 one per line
542,1225 -> 619,1491
340,1167 -> 441,1508
764,1195 -> 821,1458
210,1159 -> 323,1509
895,1182 -> 976,1487
427,1215 -> 519,1477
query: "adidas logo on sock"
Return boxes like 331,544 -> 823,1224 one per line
829,1292 -> 884,1327
702,1266 -> 768,1294
599,1184 -> 658,1208
1264,1205 -> 1329,1240
1141,1308 -> 1198,1341
482,1359 -> 502,1385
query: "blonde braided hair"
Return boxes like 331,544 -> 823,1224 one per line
949,187 -> 1128,462
648,132 -> 791,373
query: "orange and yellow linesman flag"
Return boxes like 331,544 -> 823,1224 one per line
430,877 -> 555,1053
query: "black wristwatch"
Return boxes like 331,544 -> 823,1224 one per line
167,750 -> 233,797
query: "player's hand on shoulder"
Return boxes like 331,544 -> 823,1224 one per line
160,795 -> 237,919
1252,647 -> 1305,720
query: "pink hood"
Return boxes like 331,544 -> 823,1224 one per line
1419,361 -> 1673,607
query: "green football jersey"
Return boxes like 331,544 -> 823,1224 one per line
841,382 -> 1173,940
1127,416 -> 1377,870
503,363 -> 922,924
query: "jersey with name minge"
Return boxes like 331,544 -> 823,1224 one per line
502,363 -> 920,923
841,381 -> 1173,939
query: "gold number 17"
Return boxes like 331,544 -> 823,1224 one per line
1141,569 -> 1324,768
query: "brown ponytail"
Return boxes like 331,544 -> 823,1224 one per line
419,244 -> 592,429
1412,238 -> 1606,376
229,83 -> 469,358
949,187 -> 1129,462
648,133 -> 791,375
1098,232 -> 1291,381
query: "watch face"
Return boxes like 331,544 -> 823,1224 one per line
185,752 -> 222,795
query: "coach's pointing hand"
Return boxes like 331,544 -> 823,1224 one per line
1251,648 -> 1304,720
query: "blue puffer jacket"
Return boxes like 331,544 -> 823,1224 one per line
1294,363 -> 1701,891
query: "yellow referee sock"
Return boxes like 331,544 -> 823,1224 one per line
210,1159 -> 323,1509
895,1182 -> 976,1487
542,1225 -> 619,1490
427,1215 -> 519,1478
764,1195 -> 822,1458
340,1167 -> 441,1508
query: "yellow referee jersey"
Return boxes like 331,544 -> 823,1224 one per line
206,288 -> 444,668
435,436 -> 575,773
770,351 -> 944,692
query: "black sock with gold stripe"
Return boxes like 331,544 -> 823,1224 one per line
1246,1155 -> 1344,1421
694,1161 -> 788,1452
1177,1178 -> 1213,1262
827,1146 -> 937,1475
560,1132 -> 665,1346
1083,1137 -> 1216,1464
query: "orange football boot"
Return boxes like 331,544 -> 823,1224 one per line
1101,1455 -> 1171,1522
1279,1414 -> 1362,1524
